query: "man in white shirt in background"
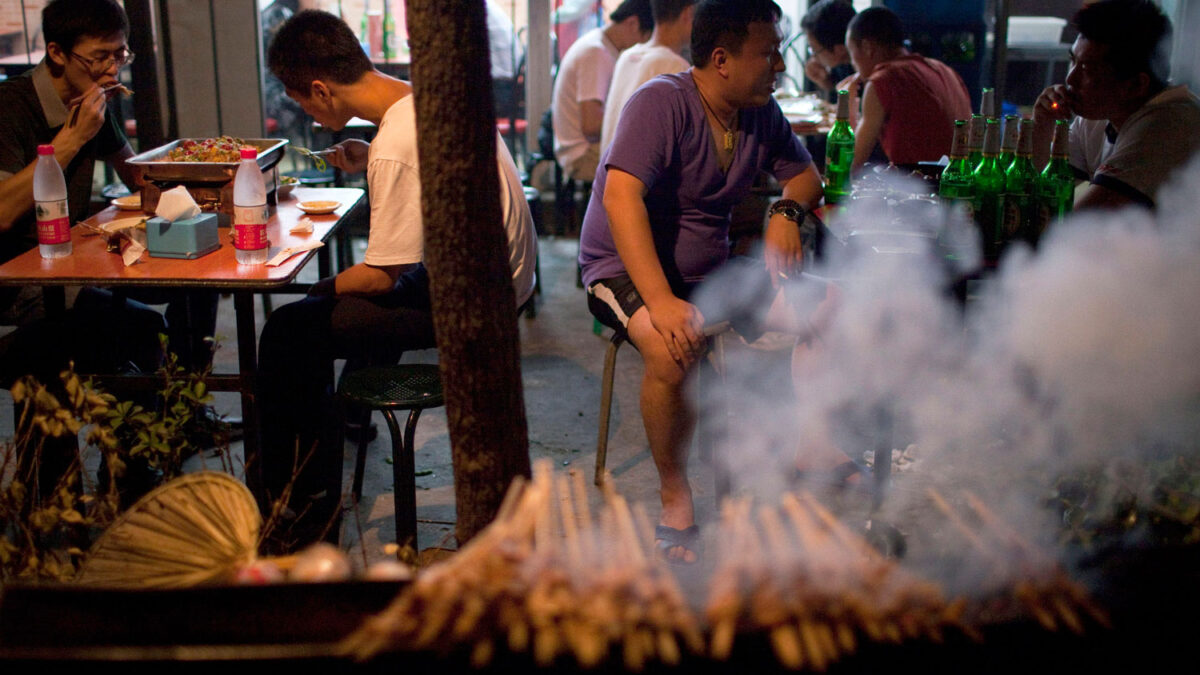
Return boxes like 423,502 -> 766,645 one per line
600,0 -> 696,156
551,0 -> 653,183
487,0 -> 524,123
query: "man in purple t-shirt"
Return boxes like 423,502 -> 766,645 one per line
579,0 -> 825,564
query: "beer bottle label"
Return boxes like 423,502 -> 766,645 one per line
35,199 -> 71,245
1003,193 -> 1027,239
233,205 -> 269,250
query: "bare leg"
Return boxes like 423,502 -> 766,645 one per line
626,306 -> 698,563
760,281 -> 859,478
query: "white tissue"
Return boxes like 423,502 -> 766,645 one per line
122,238 -> 145,266
290,216 -> 314,234
155,185 -> 202,222
266,240 -> 324,267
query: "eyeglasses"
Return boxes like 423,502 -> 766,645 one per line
70,46 -> 135,76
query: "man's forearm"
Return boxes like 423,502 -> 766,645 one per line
581,99 -> 604,142
781,165 -> 825,210
330,262 -> 408,296
0,164 -> 38,232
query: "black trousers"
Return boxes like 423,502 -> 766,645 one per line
256,266 -> 436,544
119,289 -> 220,372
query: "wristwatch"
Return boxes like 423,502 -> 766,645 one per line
768,199 -> 806,224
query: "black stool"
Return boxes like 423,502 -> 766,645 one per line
338,364 -> 444,551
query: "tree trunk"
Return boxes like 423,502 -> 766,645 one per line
405,0 -> 531,545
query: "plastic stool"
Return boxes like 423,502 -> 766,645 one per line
338,364 -> 444,550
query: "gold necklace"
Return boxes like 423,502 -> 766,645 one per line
694,79 -> 737,151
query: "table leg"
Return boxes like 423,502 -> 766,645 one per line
318,243 -> 331,279
234,291 -> 262,493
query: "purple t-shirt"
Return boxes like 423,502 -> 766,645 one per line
578,71 -> 812,289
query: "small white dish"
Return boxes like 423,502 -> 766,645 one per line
297,200 -> 340,215
111,194 -> 142,210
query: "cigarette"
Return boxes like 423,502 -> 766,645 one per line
1051,102 -> 1059,110
778,271 -> 790,280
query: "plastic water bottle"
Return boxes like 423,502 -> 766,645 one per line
233,146 -> 268,265
33,144 -> 72,259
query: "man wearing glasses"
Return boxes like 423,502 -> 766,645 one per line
0,0 -> 220,377
0,0 -> 138,261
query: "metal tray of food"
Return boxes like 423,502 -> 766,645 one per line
128,138 -> 289,183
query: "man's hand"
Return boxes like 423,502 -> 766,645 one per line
804,57 -> 832,92
325,139 -> 370,173
1034,84 -> 1073,124
55,84 -> 108,159
763,215 -> 803,285
647,296 -> 706,368
1032,84 -> 1073,169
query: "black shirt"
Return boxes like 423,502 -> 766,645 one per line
0,62 -> 127,264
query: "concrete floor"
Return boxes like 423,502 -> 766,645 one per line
0,219 -> 803,574
195,233 -> 708,569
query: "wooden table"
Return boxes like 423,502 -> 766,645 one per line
0,186 -> 365,477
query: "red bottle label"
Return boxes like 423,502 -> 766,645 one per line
35,199 -> 70,244
233,205 -> 268,250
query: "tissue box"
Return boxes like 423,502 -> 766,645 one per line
146,213 -> 220,259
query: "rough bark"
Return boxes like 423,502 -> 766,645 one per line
405,0 -> 531,545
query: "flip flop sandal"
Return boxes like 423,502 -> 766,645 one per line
655,524 -> 701,566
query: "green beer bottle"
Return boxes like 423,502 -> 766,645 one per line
980,87 -> 995,118
1003,118 -> 1036,251
824,89 -> 855,205
382,1 -> 397,61
999,114 -> 1021,172
939,119 -> 974,216
972,118 -> 1005,264
359,0 -> 370,54
1034,119 -> 1075,241
966,113 -> 985,169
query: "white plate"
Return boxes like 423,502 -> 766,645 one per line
297,200 -> 340,215
111,194 -> 142,210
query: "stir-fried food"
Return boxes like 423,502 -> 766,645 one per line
166,136 -> 246,162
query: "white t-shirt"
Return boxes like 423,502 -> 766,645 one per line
600,43 -> 690,155
365,95 -> 537,306
551,27 -> 617,174
1069,85 -> 1200,206
486,0 -> 522,79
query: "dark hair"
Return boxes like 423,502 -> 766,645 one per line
1074,0 -> 1172,90
690,0 -> 782,68
267,10 -> 373,95
847,6 -> 904,50
652,0 -> 696,23
610,0 -> 654,31
801,0 -> 855,53
43,0 -> 128,53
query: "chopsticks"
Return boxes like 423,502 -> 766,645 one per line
68,84 -> 134,127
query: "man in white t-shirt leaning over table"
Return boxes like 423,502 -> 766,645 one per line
600,0 -> 696,157
262,9 -> 537,549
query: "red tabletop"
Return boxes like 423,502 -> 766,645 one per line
0,187 -> 364,289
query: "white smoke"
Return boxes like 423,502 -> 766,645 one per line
696,156 -> 1200,577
